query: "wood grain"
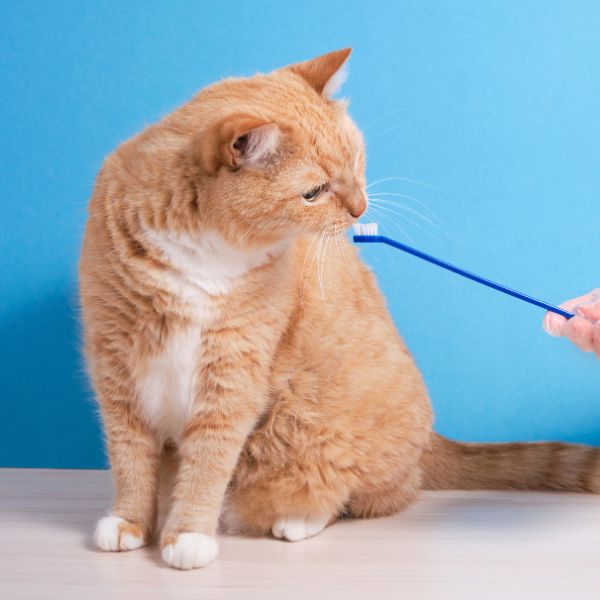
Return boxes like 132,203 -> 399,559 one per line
1,468 -> 599,599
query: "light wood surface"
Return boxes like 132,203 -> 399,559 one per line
1,468 -> 599,599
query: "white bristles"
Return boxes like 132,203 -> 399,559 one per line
352,222 -> 379,236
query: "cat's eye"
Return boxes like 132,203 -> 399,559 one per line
302,184 -> 324,202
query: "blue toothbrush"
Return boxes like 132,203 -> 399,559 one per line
352,223 -> 574,320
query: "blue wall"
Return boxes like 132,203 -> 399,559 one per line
2,1 -> 599,468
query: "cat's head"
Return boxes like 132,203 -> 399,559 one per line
186,49 -> 366,247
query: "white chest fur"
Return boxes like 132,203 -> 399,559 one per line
137,324 -> 201,442
145,228 -> 284,298
136,227 -> 285,441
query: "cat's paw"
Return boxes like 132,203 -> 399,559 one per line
94,515 -> 147,552
161,532 -> 219,570
271,514 -> 330,542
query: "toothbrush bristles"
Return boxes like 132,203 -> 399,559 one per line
353,222 -> 379,237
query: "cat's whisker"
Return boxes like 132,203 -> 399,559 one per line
361,105 -> 418,135
322,226 -> 333,300
368,197 -> 450,238
342,231 -> 360,277
306,225 -> 325,304
367,204 -> 415,245
316,228 -> 324,296
326,223 -> 335,295
322,220 -> 332,291
322,233 -> 330,301
334,223 -> 353,272
299,231 -> 322,306
299,231 -> 320,282
316,226 -> 328,302
366,176 -> 439,190
370,204 -> 438,239
368,199 -> 442,239
333,229 -> 343,261
365,124 -> 407,143
366,191 -> 443,224
374,204 -> 439,237
320,226 -> 332,301
360,210 -> 396,265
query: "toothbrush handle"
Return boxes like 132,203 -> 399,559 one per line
353,235 -> 575,320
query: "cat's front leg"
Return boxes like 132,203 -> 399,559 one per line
94,392 -> 161,552
160,368 -> 267,569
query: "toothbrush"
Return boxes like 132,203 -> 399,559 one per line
352,223 -> 575,320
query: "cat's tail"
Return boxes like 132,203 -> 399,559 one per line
420,433 -> 600,492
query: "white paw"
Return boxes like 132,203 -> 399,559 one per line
271,514 -> 330,542
94,515 -> 146,552
161,533 -> 219,570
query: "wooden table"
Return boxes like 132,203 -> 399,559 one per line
1,468 -> 599,599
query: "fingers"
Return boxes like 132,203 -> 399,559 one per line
543,289 -> 600,360
564,316 -> 595,352
543,311 -> 567,337
544,313 -> 600,359
543,289 -> 600,338
558,290 -> 599,313
574,294 -> 600,322
542,293 -> 592,337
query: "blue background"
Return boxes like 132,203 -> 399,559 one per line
1,1 -> 599,468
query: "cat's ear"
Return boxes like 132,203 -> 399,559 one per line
195,115 -> 281,174
288,48 -> 352,96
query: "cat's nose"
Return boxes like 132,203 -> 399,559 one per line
348,193 -> 367,218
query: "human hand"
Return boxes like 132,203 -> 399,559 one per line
543,289 -> 600,358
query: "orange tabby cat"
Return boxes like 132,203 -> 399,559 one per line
80,48 -> 600,570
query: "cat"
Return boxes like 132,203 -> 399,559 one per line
80,48 -> 600,570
